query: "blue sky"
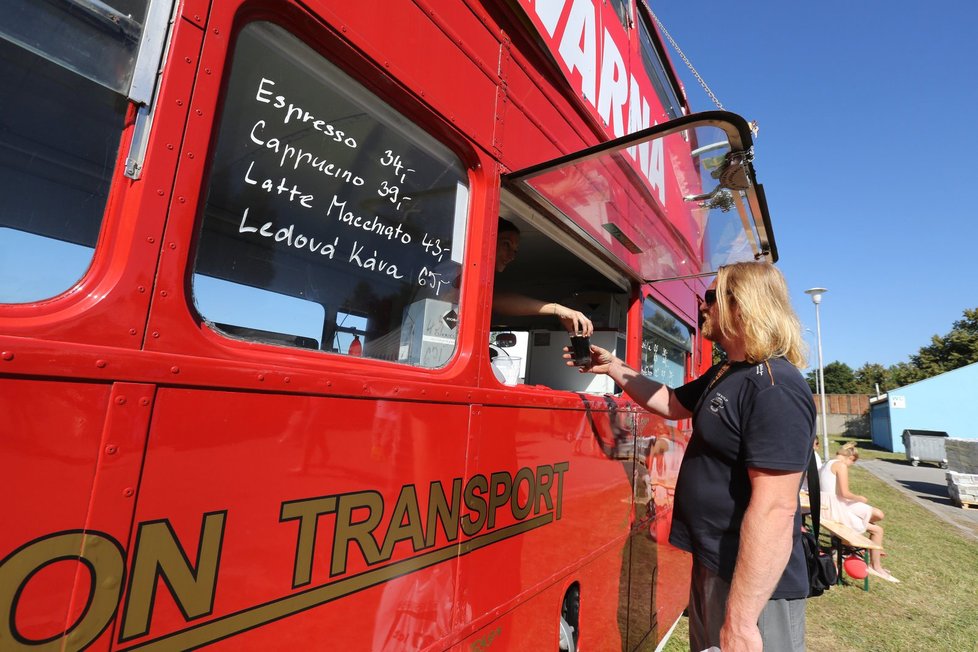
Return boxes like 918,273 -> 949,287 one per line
653,1 -> 978,373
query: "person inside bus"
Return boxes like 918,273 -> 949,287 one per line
820,442 -> 898,582
492,218 -> 593,336
567,262 -> 814,652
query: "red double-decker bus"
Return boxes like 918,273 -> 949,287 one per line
0,1 -> 775,649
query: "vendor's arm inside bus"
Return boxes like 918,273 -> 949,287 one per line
488,200 -> 630,393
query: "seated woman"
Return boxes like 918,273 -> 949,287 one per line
820,442 -> 899,583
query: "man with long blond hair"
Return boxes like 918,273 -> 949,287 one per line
569,262 -> 815,652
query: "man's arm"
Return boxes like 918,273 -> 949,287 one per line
720,467 -> 803,652
593,350 -> 691,419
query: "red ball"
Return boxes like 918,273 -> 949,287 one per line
843,555 -> 868,580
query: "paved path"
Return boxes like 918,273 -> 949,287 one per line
860,458 -> 978,541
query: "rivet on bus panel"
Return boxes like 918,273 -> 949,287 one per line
170,367 -> 180,374
96,360 -> 107,368
129,329 -> 137,336
258,374 -> 265,381
105,445 -> 118,455
116,396 -> 126,405
284,377 -> 291,384
1,352 -> 13,361
151,332 -> 159,338
123,488 -> 134,498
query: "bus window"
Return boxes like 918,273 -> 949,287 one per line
641,298 -> 692,387
491,199 -> 629,392
191,22 -> 469,368
636,12 -> 684,121
608,0 -> 631,29
0,0 -> 150,303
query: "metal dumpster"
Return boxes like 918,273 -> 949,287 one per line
902,429 -> 949,468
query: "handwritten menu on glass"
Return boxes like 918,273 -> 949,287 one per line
196,23 -> 465,313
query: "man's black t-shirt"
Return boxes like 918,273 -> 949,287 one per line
671,357 -> 816,599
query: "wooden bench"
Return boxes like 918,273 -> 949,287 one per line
818,516 -> 882,591
800,492 -> 883,590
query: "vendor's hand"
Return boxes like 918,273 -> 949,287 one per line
554,305 -> 593,337
563,343 -> 616,374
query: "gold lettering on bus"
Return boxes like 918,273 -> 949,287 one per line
330,491 -> 384,577
379,485 -> 425,559
460,475 -> 489,536
424,478 -> 463,547
280,496 -> 338,588
0,531 -> 124,652
120,512 -> 227,641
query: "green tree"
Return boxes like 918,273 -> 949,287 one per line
886,360 -> 925,388
853,363 -> 887,395
909,308 -> 978,378
805,361 -> 857,394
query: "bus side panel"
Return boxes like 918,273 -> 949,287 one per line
0,379 -> 113,646
452,545 -> 623,651
453,403 -> 632,647
117,391 -> 469,650
635,411 -> 692,644
307,0 -> 500,149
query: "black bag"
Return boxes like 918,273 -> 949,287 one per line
803,450 -> 837,596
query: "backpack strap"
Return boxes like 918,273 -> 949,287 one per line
806,446 -> 822,539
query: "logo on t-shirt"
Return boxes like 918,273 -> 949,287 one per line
709,391 -> 729,413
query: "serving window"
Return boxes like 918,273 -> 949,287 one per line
191,22 -> 469,368
489,193 -> 630,393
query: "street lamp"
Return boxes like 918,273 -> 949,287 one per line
804,288 -> 830,458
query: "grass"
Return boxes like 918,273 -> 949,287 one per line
662,436 -> 978,651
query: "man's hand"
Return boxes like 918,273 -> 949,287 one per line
562,343 -> 615,373
720,622 -> 763,652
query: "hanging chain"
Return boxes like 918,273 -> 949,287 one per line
644,3 -> 724,111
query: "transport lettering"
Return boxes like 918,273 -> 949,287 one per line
0,464 -> 568,650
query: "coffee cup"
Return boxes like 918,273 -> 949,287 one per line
569,334 -> 591,367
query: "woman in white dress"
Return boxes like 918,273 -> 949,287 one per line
819,442 -> 899,582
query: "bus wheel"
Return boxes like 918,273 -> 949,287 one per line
559,583 -> 580,651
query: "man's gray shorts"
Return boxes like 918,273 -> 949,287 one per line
686,558 -> 806,651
